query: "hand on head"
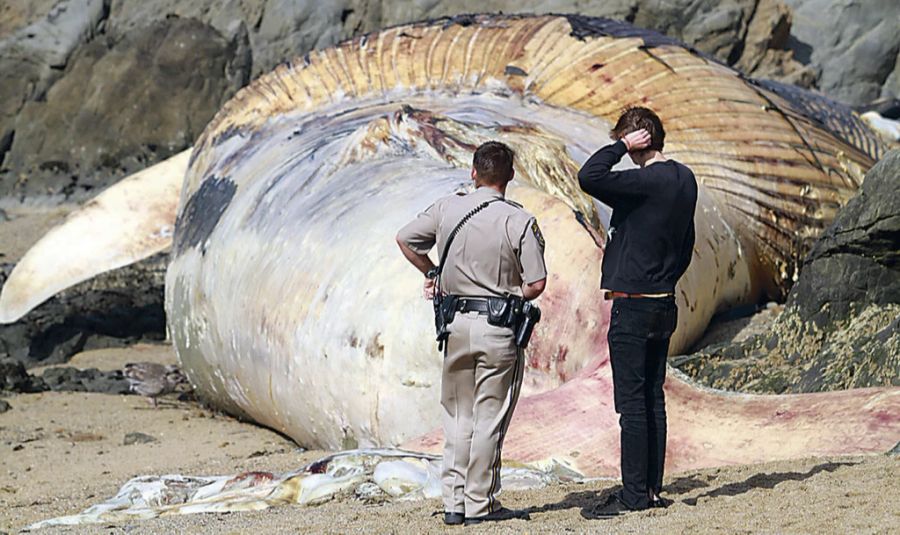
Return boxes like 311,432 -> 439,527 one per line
622,129 -> 652,152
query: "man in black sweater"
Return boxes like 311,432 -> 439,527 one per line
577,107 -> 697,517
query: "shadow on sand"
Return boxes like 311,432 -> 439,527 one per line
681,461 -> 856,506
517,460 -> 856,518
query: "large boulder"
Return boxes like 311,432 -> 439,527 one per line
106,0 -> 265,72
107,0 -> 353,78
784,0 -> 900,106
676,150 -> 900,393
2,16 -> 250,197
0,0 -> 107,188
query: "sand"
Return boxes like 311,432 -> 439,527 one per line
1,344 -> 898,534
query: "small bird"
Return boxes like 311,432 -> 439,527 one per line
123,362 -> 188,407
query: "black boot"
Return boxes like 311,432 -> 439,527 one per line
443,512 -> 465,525
581,492 -> 646,519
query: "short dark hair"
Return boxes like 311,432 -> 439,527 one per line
473,141 -> 515,185
611,107 -> 665,152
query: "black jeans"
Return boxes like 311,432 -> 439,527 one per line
607,296 -> 677,510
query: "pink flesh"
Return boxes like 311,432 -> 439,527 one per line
407,352 -> 900,476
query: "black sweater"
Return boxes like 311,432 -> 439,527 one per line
578,140 -> 697,294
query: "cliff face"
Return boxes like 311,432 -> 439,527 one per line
0,0 -> 894,199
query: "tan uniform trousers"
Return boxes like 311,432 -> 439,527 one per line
441,311 -> 525,517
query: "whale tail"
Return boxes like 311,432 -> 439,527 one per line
0,150 -> 189,324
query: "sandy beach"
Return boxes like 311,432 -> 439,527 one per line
0,343 -> 896,534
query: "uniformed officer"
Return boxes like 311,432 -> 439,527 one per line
396,141 -> 547,526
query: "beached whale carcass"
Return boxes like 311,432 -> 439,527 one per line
2,15 -> 897,476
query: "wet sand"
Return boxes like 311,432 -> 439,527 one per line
2,344 -> 898,534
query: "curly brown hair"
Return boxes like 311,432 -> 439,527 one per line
611,107 -> 665,152
473,141 -> 515,185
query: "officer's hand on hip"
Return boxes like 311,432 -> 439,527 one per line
424,278 -> 436,300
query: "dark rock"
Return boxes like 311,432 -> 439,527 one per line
0,398 -> 10,413
0,358 -> 46,393
2,16 -> 251,197
0,0 -> 108,179
789,150 -> 900,322
123,431 -> 158,445
251,0 -> 350,78
676,150 -> 900,393
40,366 -> 130,395
0,253 -> 167,368
888,442 -> 900,457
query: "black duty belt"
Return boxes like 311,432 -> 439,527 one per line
454,297 -> 491,314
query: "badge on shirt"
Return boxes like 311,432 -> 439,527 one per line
531,220 -> 545,250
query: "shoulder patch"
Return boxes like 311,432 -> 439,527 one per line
531,219 -> 545,249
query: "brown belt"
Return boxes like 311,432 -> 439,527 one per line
604,291 -> 674,300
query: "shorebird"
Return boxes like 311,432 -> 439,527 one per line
123,362 -> 186,407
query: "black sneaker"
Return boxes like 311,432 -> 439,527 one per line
581,493 -> 645,519
650,495 -> 673,508
443,512 -> 465,526
464,507 -> 531,525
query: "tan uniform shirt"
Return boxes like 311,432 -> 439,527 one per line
398,187 -> 547,297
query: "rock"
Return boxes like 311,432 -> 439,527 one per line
734,0 -> 815,87
791,150 -> 900,323
0,358 -> 46,393
252,1 -> 351,78
676,150 -> 900,393
0,0 -> 108,183
108,0 -> 341,78
0,398 -> 11,413
2,16 -> 251,197
784,0 -> 900,106
123,432 -> 158,445
0,0 -> 59,40
40,366 -> 131,394
0,253 -> 167,368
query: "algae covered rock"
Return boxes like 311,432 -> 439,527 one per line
676,150 -> 900,393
